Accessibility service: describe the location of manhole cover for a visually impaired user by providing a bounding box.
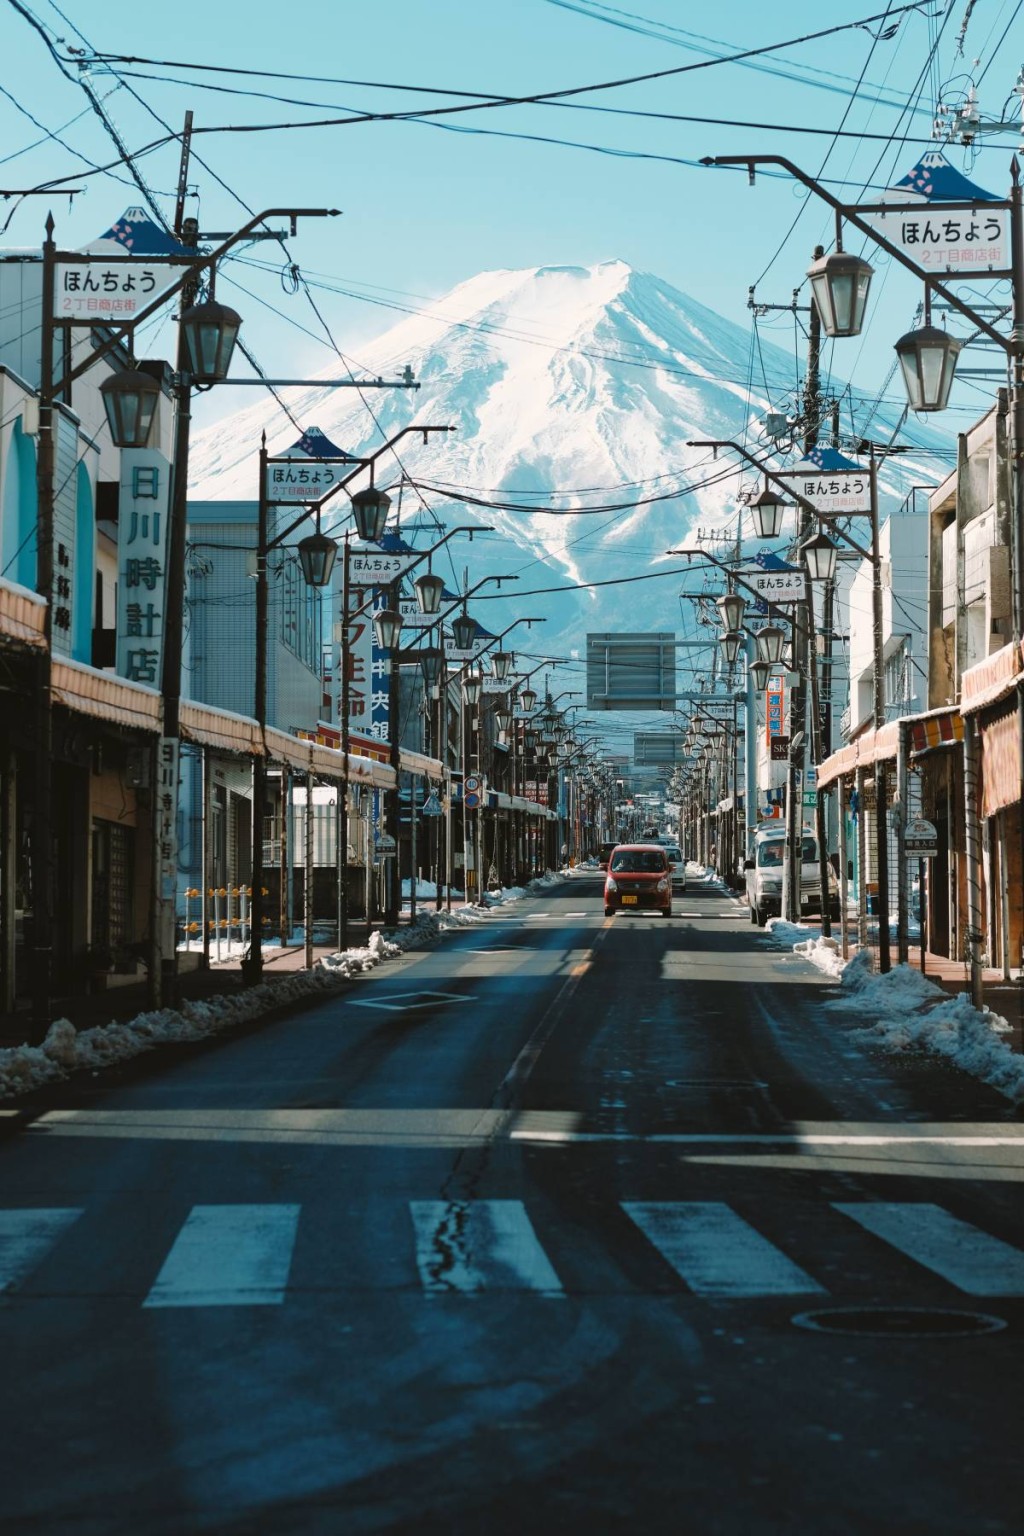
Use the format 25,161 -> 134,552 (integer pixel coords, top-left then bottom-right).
792,1306 -> 1007,1338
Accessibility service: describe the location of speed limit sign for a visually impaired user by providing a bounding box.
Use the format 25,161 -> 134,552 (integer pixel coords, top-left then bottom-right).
464,775 -> 481,793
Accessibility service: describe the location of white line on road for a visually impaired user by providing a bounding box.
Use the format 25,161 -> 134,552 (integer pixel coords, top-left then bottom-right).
410,1199 -> 563,1296
834,1202 -> 1024,1296
143,1204 -> 301,1308
0,1208 -> 82,1292
624,1201 -> 826,1298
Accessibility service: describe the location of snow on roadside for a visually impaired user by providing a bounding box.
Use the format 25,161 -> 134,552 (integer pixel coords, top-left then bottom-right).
776,932 -> 1024,1105
0,874 -> 561,1101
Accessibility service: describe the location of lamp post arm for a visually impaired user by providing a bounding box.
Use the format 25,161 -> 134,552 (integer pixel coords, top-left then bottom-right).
700,154 -> 1013,352
309,426 -> 458,518
686,438 -> 874,560
59,207 -> 342,391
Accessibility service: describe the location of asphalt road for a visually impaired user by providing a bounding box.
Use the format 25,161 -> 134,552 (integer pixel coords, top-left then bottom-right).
2,874 -> 1022,1535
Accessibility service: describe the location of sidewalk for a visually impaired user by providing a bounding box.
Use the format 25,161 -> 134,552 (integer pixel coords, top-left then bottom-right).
0,921 -> 386,1047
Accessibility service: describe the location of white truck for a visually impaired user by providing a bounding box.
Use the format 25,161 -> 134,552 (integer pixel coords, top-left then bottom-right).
744,822 -> 840,927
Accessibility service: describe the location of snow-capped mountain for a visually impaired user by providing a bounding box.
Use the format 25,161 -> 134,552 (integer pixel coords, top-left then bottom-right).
189,260 -> 950,652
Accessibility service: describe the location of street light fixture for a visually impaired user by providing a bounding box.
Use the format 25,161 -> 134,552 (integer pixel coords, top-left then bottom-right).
749,658 -> 772,691
519,687 -> 537,712
494,704 -> 513,734
373,605 -> 403,651
491,650 -> 512,681
98,368 -> 162,449
719,630 -> 743,667
351,484 -> 391,543
296,527 -> 338,588
806,247 -> 873,338
463,669 -> 483,706
716,591 -> 745,633
751,486 -> 791,540
414,570 -> 445,615
178,297 -> 243,383
452,608 -> 477,651
420,647 -> 445,687
802,531 -> 839,583
755,623 -> 786,666
894,322 -> 962,412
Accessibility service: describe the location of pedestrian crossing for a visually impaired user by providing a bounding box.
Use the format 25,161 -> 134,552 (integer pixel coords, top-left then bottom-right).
1,1199 -> 1022,1310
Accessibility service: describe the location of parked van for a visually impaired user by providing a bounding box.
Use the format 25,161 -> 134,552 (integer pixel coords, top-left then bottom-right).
744,823 -> 839,927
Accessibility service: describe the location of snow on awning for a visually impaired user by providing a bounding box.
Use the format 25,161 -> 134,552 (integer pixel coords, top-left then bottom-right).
265,726 -> 395,787
180,701 -> 263,757
0,580 -> 46,651
399,748 -> 443,779
52,658 -> 161,733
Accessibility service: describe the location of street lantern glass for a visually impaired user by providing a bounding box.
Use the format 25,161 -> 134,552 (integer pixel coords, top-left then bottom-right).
751,488 -> 790,540
296,530 -> 338,587
413,570 -> 445,614
452,610 -> 477,650
419,647 -> 445,686
373,606 -> 402,650
749,658 -> 771,691
99,368 -> 161,449
463,669 -> 483,705
519,687 -> 537,712
807,249 -> 873,338
719,630 -> 742,667
179,298 -> 242,384
755,623 -> 786,665
716,591 -> 745,633
494,705 -> 513,733
491,650 -> 512,681
351,486 -> 391,543
802,531 -> 838,582
894,324 -> 961,412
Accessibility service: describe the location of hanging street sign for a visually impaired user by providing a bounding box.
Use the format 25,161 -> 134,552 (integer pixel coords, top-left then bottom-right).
350,549 -> 421,584
859,151 -> 1008,273
740,564 -> 805,602
778,444 -> 871,516
55,208 -> 194,323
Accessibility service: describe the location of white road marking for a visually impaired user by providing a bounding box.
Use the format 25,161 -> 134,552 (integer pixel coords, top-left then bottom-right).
0,1208 -> 82,1292
835,1202 -> 1024,1296
143,1204 -> 300,1308
348,990 -> 470,1012
624,1201 -> 826,1298
410,1199 -> 563,1296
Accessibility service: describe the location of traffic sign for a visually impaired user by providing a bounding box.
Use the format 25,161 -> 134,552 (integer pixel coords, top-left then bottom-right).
421,792 -> 443,817
464,792 -> 481,810
375,833 -> 397,853
464,775 -> 481,793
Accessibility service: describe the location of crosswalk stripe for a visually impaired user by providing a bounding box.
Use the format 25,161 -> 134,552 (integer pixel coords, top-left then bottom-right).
834,1202 -> 1024,1296
0,1208 -> 82,1292
143,1204 -> 300,1308
623,1201 -> 827,1298
410,1199 -> 563,1296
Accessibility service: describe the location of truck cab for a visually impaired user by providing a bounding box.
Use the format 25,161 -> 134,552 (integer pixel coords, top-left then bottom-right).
744,824 -> 839,927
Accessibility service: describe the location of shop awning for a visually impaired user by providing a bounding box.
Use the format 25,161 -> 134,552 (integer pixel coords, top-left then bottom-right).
52,658 -> 161,732
0,579 -> 46,651
399,748 -> 443,779
980,702 -> 1021,817
815,720 -> 900,789
265,726 -> 396,788
908,705 -> 964,756
180,701 -> 263,757
960,640 -> 1024,717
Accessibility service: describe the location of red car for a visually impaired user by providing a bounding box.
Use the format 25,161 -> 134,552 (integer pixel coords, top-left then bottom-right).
604,844 -> 673,918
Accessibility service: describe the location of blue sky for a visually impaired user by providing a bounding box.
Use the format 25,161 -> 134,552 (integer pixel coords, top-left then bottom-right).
2,0 -> 1021,434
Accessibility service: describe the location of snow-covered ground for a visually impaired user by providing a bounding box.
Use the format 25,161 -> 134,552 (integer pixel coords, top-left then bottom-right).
761,915 -> 1024,1106
0,875 -> 562,1101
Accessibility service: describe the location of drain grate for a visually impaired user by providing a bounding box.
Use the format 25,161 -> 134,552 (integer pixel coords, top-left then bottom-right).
792,1306 -> 1007,1338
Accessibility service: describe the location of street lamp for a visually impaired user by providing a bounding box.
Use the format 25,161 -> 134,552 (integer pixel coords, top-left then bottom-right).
420,647 -> 445,687
719,630 -> 743,667
894,323 -> 961,412
178,297 -> 243,382
296,527 -> 338,588
414,570 -> 445,615
716,591 -> 745,633
750,659 -> 772,691
452,608 -> 477,651
98,368 -> 162,449
463,669 -> 483,706
751,486 -> 791,540
351,483 -> 391,542
519,687 -> 537,712
491,650 -> 513,681
493,704 -> 513,734
801,531 -> 839,583
372,605 -> 403,651
755,623 -> 786,666
806,247 -> 873,338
